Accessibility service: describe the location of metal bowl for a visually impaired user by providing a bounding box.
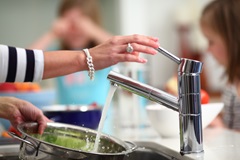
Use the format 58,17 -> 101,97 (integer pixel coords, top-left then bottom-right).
10,122 -> 137,160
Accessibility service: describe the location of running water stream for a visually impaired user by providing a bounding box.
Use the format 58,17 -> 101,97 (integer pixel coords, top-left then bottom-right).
93,83 -> 118,152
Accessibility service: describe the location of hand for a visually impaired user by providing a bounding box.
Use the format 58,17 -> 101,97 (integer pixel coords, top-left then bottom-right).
74,15 -> 110,42
65,8 -> 111,44
42,34 -> 159,79
0,97 -> 50,134
51,18 -> 70,39
87,34 -> 159,70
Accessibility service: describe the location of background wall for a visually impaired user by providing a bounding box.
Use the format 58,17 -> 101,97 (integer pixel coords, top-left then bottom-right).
116,0 -> 211,88
0,0 -> 59,47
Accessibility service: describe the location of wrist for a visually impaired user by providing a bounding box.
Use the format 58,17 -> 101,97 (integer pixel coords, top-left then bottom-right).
77,51 -> 88,71
82,49 -> 95,80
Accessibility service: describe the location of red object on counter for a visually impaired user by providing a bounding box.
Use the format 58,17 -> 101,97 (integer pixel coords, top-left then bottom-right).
0,83 -> 17,92
201,89 -> 210,104
8,126 -> 21,136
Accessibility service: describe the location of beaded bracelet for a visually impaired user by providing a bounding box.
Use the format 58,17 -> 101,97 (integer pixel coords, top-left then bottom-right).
83,49 -> 95,80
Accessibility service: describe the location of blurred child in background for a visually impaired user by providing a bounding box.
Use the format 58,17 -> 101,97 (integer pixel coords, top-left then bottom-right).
200,0 -> 240,130
30,0 -> 112,106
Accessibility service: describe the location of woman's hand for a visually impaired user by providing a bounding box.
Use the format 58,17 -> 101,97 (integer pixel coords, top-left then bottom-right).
88,34 -> 159,70
0,97 -> 50,134
43,34 -> 159,79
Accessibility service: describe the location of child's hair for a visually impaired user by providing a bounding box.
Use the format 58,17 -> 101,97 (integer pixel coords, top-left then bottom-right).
201,0 -> 240,83
58,0 -> 101,25
57,0 -> 101,50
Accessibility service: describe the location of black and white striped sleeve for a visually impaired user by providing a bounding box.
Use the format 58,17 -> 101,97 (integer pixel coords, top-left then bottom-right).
0,44 -> 44,82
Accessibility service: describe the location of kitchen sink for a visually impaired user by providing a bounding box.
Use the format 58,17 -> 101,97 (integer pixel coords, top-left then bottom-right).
124,148 -> 172,160
0,140 -> 187,160
0,156 -> 19,160
0,138 -> 20,160
0,150 -> 171,160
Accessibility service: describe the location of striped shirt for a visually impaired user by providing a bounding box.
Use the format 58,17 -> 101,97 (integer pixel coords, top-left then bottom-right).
0,44 -> 44,82
222,84 -> 240,130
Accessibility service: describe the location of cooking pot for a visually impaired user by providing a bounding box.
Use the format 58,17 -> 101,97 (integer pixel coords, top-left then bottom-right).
9,122 -> 137,160
42,105 -> 102,129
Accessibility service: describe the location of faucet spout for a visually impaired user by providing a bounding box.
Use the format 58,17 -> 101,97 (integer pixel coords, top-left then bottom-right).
107,71 -> 179,112
107,47 -> 204,155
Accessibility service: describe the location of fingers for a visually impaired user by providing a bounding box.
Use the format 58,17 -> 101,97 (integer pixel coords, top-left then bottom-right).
37,115 -> 49,135
89,34 -> 160,69
117,43 -> 158,55
114,53 -> 148,63
111,34 -> 159,49
38,124 -> 46,135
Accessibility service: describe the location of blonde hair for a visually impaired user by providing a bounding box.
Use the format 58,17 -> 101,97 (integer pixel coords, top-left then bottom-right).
201,0 -> 240,83
57,0 -> 101,49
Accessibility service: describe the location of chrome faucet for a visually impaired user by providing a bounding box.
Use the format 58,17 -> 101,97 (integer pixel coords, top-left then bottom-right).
107,47 -> 203,154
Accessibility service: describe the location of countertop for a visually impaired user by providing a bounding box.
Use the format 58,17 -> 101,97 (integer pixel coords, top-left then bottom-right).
0,95 -> 238,160
110,91 -> 236,159
0,125 -> 240,159
111,125 -> 240,160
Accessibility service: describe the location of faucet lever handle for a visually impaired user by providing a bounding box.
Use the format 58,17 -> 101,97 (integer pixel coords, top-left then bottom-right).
156,47 -> 181,64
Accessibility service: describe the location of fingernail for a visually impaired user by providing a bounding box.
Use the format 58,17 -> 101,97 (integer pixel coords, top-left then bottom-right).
140,58 -> 148,63
151,49 -> 158,55
154,37 -> 159,41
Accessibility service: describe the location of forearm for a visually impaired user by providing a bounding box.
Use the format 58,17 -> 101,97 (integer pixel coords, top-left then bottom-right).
42,50 -> 87,79
0,45 -> 44,82
0,44 -> 88,82
1,34 -> 159,82
29,31 -> 57,50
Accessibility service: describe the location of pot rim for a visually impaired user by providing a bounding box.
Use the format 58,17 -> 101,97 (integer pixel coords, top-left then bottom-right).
42,105 -> 102,112
17,122 -> 137,156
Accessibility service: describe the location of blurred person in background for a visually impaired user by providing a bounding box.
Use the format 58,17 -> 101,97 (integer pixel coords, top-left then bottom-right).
200,0 -> 240,130
30,0 -> 112,106
0,35 -> 159,133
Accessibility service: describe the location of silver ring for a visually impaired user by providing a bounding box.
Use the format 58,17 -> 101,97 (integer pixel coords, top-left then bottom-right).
126,43 -> 134,53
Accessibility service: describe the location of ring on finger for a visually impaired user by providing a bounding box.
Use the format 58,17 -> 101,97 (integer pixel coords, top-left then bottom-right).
126,43 -> 134,53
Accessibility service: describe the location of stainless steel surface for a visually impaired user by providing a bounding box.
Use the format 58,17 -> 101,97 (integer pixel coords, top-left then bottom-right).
12,122 -> 137,160
0,138 -> 20,158
178,58 -> 203,154
0,156 -> 19,160
156,47 -> 181,64
124,148 -> 171,160
8,132 -> 34,148
108,71 -> 179,112
107,47 -> 203,154
0,144 -> 19,159
132,141 -> 200,160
